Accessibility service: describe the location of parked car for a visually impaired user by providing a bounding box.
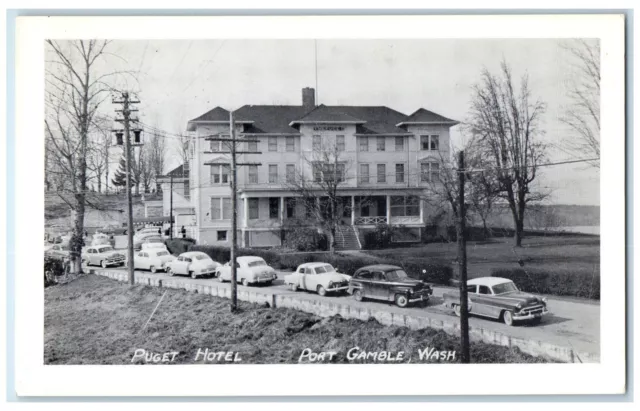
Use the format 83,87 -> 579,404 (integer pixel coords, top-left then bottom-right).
141,242 -> 168,252
132,249 -> 176,273
101,223 -> 128,235
91,233 -> 111,246
442,277 -> 549,326
45,243 -> 71,260
134,233 -> 163,251
284,262 -> 351,296
217,256 -> 277,286
348,264 -> 433,308
81,245 -> 126,268
165,251 -> 221,279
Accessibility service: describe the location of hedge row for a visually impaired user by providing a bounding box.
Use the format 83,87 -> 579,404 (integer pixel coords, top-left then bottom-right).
491,268 -> 600,300
187,244 -> 453,285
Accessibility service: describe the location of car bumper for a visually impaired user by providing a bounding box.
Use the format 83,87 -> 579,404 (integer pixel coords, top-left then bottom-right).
513,308 -> 549,321
252,276 -> 276,283
105,260 -> 125,266
327,285 -> 350,292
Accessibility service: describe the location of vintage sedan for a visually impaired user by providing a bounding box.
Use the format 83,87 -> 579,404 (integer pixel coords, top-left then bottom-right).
348,264 -> 433,308
134,233 -> 163,251
91,233 -> 112,247
132,249 -> 175,273
443,277 -> 549,326
217,256 -> 277,286
284,262 -> 351,296
141,242 -> 168,252
46,243 -> 71,260
101,223 -> 128,235
165,251 -> 221,279
82,245 -> 126,268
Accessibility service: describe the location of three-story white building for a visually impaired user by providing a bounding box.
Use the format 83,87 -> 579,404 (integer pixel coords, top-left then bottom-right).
185,87 -> 458,248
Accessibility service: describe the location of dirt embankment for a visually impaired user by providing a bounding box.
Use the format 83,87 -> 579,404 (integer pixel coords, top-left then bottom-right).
45,275 -> 551,364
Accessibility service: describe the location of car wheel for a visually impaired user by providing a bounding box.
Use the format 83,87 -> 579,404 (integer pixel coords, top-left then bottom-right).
190,271 -> 197,279
454,304 -> 461,317
289,283 -> 298,292
317,285 -> 327,296
354,289 -> 363,302
395,294 -> 409,308
502,310 -> 514,326
150,266 -> 157,274
242,278 -> 249,287
101,260 -> 107,269
167,267 -> 174,277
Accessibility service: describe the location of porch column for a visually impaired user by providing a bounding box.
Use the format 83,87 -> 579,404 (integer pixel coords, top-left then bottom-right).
243,197 -> 249,228
386,195 -> 391,224
280,196 -> 285,224
351,195 -> 356,225
419,198 -> 425,224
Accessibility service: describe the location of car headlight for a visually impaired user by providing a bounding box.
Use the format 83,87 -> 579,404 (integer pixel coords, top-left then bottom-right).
328,281 -> 334,289
542,297 -> 547,303
516,303 -> 523,310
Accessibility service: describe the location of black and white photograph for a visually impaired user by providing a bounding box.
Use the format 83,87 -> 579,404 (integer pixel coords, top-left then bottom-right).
11,13 -> 627,398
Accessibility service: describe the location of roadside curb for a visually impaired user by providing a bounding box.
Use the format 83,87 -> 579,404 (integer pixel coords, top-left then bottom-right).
91,268 -> 599,363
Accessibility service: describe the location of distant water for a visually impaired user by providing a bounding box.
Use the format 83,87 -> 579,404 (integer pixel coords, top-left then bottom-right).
545,226 -> 600,235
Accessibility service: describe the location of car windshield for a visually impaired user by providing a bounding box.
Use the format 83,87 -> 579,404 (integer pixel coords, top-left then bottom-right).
248,260 -> 266,267
156,251 -> 169,256
492,282 -> 519,294
98,247 -> 113,253
385,269 -> 409,281
315,265 -> 335,274
195,255 -> 209,260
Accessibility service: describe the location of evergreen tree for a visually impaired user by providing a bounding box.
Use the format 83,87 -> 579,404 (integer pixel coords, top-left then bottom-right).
111,156 -> 136,190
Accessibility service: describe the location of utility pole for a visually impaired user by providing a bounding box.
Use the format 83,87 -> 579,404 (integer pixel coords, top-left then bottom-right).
113,92 -> 142,286
205,110 -> 261,312
169,175 -> 174,239
457,150 -> 470,363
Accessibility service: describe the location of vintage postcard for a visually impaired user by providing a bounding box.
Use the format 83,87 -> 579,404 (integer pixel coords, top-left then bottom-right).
12,14 -> 626,397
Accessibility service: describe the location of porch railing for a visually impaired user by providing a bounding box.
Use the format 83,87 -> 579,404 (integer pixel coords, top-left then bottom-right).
355,216 -> 388,225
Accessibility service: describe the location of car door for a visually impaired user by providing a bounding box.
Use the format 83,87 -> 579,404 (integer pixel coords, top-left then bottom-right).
355,270 -> 374,298
134,251 -> 145,270
302,267 -> 319,291
473,285 -> 497,318
371,271 -> 389,300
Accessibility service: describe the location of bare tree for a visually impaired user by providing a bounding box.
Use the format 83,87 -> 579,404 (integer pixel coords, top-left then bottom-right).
561,39 -> 600,167
468,61 -> 548,247
86,127 -> 112,194
148,129 -> 167,191
284,140 -> 355,252
45,40 -> 133,273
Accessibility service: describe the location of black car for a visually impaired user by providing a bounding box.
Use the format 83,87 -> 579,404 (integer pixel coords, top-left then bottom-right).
348,264 -> 433,308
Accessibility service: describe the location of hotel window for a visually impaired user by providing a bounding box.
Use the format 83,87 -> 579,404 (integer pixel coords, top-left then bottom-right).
210,164 -> 230,184
359,137 -> 369,152
285,198 -> 296,218
377,136 -> 386,151
248,165 -> 258,184
377,164 -> 386,183
286,164 -> 296,183
286,136 -> 295,152
395,163 -> 405,183
183,180 -> 190,199
268,164 -> 278,183
421,162 -> 440,182
248,140 -> 258,152
312,135 -> 322,151
390,196 -> 420,217
268,136 -> 278,152
217,231 -> 227,242
210,197 -> 231,220
359,163 -> 370,183
336,163 -> 346,182
313,163 -> 322,182
395,136 -> 404,151
336,135 -> 345,152
269,198 -> 279,219
210,140 -> 221,152
420,135 -> 440,151
248,198 -> 259,220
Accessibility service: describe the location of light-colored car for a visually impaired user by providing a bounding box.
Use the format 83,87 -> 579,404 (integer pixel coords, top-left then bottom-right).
134,233 -> 163,251
141,242 -> 168,252
443,277 -> 549,326
91,233 -> 112,246
165,251 -> 221,279
284,262 -> 351,296
132,249 -> 175,273
82,245 -> 126,268
217,256 -> 277,286
46,243 -> 71,260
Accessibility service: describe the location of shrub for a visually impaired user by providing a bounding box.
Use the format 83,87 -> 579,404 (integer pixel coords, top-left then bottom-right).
492,268 -> 600,300
398,260 -> 454,285
283,227 -> 328,252
44,256 -> 65,287
363,223 -> 394,249
165,238 -> 195,255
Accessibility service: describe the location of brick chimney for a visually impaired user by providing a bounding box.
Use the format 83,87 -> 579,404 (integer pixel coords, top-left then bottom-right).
302,87 -> 315,110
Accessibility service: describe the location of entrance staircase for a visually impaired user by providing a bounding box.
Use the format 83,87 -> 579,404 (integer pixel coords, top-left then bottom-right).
335,225 -> 361,250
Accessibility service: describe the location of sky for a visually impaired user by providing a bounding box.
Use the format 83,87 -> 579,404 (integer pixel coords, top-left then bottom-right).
55,39 -> 600,206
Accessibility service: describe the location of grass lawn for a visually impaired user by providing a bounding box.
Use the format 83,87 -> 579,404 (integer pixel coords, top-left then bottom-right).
363,235 -> 599,279
44,275 -> 551,364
